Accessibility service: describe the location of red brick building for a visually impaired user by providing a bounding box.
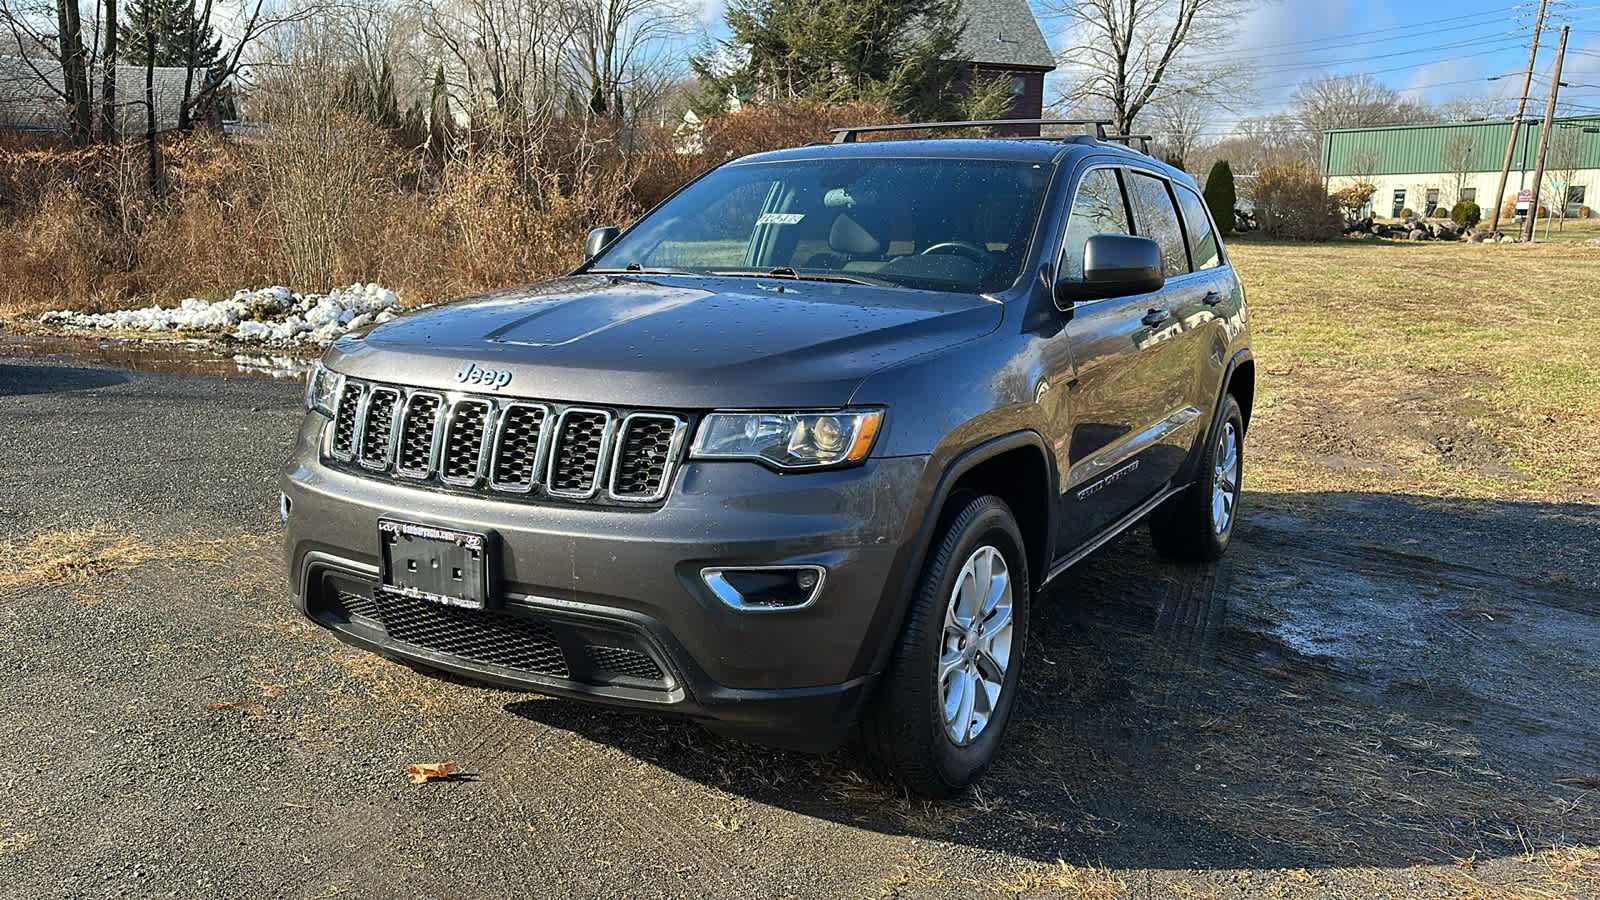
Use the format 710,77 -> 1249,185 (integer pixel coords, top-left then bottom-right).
954,0 -> 1057,134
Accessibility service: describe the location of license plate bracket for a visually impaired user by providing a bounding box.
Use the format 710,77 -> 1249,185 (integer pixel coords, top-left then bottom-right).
378,519 -> 494,610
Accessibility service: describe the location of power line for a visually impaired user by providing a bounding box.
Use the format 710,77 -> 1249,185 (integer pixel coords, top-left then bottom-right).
1249,36 -> 1527,76
1180,13 -> 1515,64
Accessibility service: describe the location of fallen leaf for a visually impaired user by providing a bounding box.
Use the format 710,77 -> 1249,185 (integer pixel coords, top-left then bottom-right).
407,762 -> 456,784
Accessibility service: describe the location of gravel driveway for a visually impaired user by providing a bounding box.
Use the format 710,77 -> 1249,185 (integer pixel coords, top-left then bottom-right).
2,352 -> 1597,898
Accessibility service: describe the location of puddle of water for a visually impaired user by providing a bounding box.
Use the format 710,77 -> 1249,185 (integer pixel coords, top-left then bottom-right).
0,334 -> 314,381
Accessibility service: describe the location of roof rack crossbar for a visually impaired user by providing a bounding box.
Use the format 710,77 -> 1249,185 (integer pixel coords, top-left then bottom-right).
1102,133 -> 1154,155
831,118 -> 1112,144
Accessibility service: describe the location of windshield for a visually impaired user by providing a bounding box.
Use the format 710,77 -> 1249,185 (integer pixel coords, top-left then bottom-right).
591,157 -> 1052,294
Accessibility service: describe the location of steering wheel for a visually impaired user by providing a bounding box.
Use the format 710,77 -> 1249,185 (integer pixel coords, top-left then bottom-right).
919,241 -> 991,266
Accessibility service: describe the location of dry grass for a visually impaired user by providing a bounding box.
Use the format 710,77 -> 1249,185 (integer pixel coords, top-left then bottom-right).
0,101 -> 898,323
1229,238 -> 1600,504
0,527 -> 229,590
988,860 -> 1128,898
0,828 -> 38,856
1434,845 -> 1600,899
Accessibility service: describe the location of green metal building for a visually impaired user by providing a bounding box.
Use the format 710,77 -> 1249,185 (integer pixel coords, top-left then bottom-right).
1321,115 -> 1600,219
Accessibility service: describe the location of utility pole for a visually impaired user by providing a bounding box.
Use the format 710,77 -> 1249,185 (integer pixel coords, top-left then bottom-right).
1488,0 -> 1549,236
1524,25 -> 1569,243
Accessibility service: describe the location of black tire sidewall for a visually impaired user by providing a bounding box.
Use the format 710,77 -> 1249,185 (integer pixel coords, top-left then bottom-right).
912,498 -> 1030,789
1203,396 -> 1245,555
1151,393 -> 1245,562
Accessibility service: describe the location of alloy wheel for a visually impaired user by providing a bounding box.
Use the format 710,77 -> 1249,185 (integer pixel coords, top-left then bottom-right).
938,545 -> 1015,746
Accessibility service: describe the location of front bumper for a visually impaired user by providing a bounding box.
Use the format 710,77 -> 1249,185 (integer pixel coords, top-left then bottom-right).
282,413 -> 929,748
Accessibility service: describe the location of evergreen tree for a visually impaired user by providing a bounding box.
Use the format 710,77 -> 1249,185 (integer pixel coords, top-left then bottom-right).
1204,160 -> 1237,235
119,0 -> 222,71
694,0 -> 980,120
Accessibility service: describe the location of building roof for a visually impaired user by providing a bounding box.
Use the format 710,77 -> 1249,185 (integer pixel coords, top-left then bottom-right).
0,55 -> 193,134
955,0 -> 1056,70
1322,115 -> 1600,177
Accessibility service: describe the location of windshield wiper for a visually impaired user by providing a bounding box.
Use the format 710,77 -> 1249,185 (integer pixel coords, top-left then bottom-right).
589,264 -> 695,275
708,268 -> 893,287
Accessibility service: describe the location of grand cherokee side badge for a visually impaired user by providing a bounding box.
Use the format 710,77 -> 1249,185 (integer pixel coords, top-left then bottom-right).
456,362 -> 512,390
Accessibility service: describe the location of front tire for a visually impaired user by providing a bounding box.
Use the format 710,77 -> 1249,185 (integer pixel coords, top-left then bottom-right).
1151,394 -> 1244,561
858,495 -> 1030,798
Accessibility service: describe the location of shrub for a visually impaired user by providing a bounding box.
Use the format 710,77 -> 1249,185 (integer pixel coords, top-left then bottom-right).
1580,205 -> 1593,219
1500,195 -> 1517,221
1252,164 -> 1342,241
1332,182 -> 1375,224
1450,200 -> 1481,229
1203,160 -> 1236,234
1399,207 -> 1414,219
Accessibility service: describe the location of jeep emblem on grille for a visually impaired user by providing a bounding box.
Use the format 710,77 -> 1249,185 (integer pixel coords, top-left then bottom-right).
456,363 -> 512,390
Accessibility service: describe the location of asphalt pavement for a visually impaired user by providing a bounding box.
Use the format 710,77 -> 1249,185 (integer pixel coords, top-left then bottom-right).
2,352 -> 1597,899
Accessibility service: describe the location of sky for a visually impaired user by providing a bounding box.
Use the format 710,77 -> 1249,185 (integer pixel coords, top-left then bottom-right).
687,0 -> 1600,133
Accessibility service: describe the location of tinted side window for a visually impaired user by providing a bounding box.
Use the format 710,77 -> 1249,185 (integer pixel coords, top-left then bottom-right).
1059,168 -> 1131,280
1174,185 -> 1221,271
1125,172 -> 1190,277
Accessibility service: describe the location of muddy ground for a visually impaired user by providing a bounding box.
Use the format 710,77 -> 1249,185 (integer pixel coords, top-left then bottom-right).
1,354 -> 1597,899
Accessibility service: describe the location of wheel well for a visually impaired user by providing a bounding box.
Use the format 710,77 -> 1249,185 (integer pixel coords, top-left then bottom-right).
1228,359 -> 1255,433
943,446 -> 1050,589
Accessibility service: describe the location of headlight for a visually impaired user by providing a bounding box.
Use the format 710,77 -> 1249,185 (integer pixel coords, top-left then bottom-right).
305,362 -> 342,416
690,409 -> 884,469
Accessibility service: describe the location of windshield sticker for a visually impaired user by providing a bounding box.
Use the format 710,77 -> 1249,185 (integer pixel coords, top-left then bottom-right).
757,213 -> 806,226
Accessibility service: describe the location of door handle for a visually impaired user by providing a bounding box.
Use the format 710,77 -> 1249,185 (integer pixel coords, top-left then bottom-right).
1141,308 -> 1171,327
1202,291 -> 1225,306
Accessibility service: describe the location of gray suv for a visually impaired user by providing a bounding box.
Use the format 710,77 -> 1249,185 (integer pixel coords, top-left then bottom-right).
283,120 -> 1254,797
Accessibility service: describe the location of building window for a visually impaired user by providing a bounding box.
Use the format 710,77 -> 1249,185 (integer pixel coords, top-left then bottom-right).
1461,187 -> 1476,203
1392,189 -> 1406,218
1425,188 -> 1440,216
1008,75 -> 1026,97
1567,185 -> 1587,217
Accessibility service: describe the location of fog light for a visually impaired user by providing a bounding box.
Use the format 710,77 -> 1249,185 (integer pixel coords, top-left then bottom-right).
701,565 -> 826,612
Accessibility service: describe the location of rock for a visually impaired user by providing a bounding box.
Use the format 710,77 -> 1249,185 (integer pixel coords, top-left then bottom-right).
1409,229 -> 1428,241
1469,232 -> 1490,243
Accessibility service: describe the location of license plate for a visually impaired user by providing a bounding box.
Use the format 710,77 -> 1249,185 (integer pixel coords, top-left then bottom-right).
378,519 -> 493,610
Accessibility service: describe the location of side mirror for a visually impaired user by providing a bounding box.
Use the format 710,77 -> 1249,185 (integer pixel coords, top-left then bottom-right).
1056,233 -> 1165,303
585,226 -> 621,260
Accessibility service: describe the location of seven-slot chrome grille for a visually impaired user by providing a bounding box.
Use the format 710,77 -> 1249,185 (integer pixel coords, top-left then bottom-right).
324,377 -> 688,505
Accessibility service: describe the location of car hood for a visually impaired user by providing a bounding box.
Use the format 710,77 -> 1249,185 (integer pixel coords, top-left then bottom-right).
327,275 -> 1003,409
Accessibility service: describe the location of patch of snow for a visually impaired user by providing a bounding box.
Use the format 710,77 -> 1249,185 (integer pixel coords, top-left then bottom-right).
39,283 -> 401,347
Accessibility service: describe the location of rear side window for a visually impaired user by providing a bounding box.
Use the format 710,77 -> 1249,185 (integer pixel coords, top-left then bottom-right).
1174,185 -> 1222,271
1059,168 -> 1132,280
1125,172 -> 1190,278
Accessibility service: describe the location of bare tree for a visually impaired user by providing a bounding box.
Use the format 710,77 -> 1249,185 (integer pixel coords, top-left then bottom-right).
1440,133 -> 1475,207
417,0 -> 573,135
1045,0 -> 1254,134
1544,126 -> 1582,228
1346,146 -> 1381,186
0,0 -> 93,143
1146,88 -> 1212,168
568,0 -> 691,119
99,0 -> 116,138
1290,73 -> 1432,164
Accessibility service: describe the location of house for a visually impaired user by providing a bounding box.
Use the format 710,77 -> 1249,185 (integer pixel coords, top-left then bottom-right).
1322,116 -> 1600,220
680,0 -> 1056,148
0,55 -> 196,136
954,0 -> 1057,134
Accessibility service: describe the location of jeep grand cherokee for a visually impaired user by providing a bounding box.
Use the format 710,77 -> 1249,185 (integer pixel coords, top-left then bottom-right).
282,120 -> 1254,797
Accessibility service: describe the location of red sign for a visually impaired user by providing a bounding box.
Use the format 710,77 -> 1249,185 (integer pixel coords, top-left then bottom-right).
1518,190 -> 1534,202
